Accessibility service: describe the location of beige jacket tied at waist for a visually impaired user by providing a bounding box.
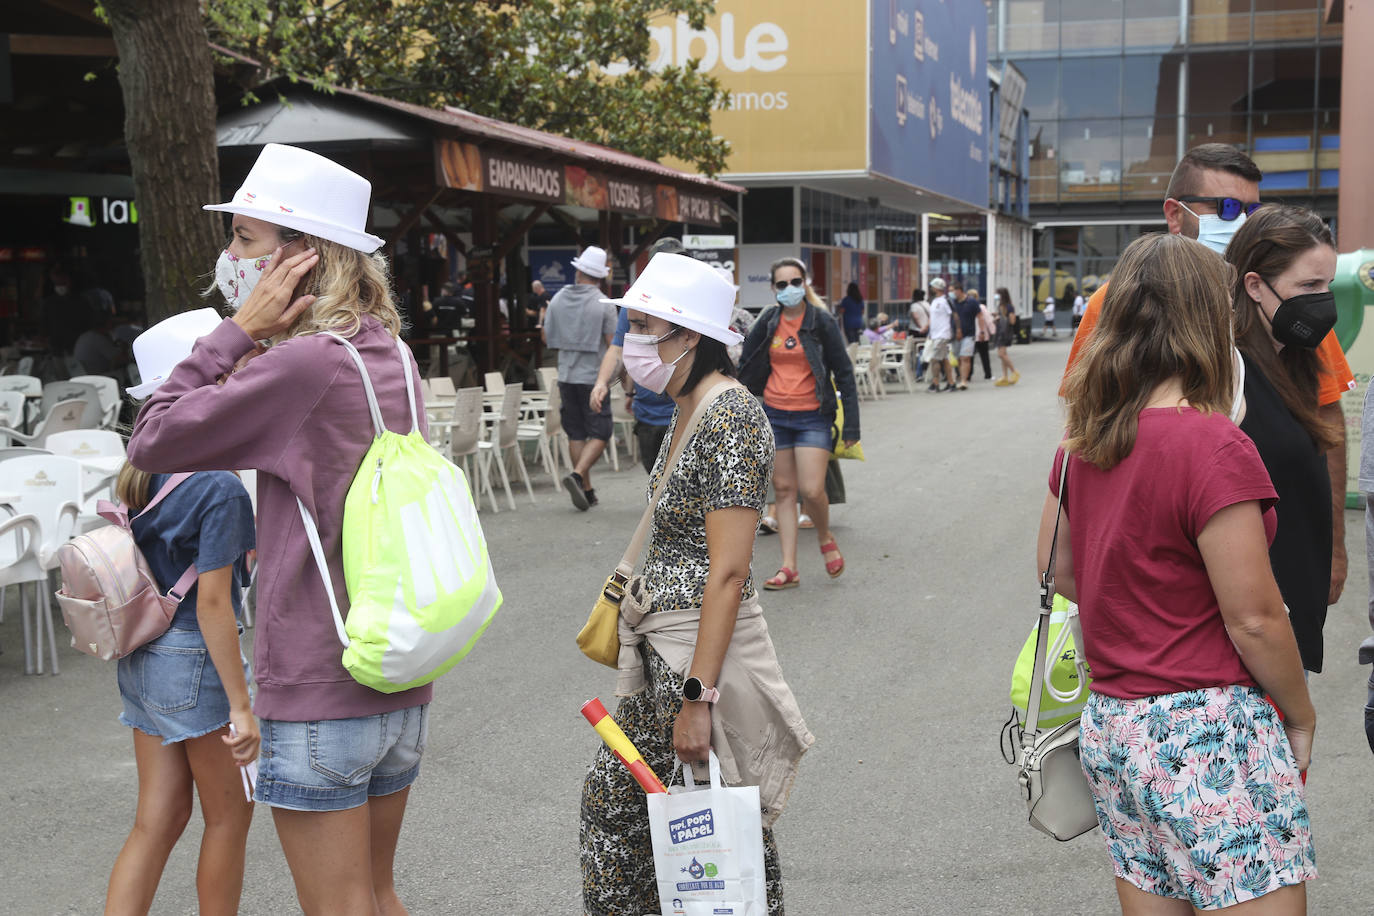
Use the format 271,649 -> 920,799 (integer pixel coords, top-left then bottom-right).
616,576 -> 815,828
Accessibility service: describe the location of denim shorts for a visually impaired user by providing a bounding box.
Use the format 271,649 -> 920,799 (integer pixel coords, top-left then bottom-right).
764,404 -> 833,451
118,625 -> 250,745
955,337 -> 975,358
1080,686 -> 1316,909
255,704 -> 429,812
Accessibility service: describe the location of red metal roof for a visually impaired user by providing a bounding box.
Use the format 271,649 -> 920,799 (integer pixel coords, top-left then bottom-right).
328,85 -> 743,195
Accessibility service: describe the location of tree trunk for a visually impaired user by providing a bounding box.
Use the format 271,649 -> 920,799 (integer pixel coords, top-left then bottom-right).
103,0 -> 222,324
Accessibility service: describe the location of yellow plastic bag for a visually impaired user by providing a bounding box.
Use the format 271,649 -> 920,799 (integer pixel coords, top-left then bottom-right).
829,386 -> 865,460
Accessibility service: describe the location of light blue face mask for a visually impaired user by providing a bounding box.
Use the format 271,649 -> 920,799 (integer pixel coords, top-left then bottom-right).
776,284 -> 806,307
1181,203 -> 1246,256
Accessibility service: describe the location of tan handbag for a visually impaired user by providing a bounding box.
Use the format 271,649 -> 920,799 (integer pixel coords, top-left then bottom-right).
1015,455 -> 1099,841
577,380 -> 737,667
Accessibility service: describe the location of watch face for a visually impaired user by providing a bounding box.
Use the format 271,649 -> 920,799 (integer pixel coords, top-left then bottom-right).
683,678 -> 702,701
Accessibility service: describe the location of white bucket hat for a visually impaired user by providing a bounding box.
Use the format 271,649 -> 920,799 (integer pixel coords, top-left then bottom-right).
204,143 -> 384,253
127,308 -> 224,399
570,246 -> 610,279
603,253 -> 742,346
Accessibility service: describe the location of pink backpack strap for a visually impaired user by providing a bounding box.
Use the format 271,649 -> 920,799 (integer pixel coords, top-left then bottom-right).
166,562 -> 200,603
133,472 -> 194,520
131,472 -> 199,603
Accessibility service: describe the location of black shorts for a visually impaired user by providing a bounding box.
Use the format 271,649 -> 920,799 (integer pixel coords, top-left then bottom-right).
558,381 -> 612,442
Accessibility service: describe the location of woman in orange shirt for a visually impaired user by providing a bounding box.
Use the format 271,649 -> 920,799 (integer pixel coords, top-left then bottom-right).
738,257 -> 861,589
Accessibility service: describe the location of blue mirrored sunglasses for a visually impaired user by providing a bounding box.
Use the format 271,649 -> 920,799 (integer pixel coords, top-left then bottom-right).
1179,196 -> 1262,222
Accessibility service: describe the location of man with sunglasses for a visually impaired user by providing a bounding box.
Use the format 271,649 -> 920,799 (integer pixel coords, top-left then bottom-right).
1064,142 -> 1355,606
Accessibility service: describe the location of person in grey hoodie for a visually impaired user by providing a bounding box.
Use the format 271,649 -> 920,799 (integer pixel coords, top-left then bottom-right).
542,245 -> 618,509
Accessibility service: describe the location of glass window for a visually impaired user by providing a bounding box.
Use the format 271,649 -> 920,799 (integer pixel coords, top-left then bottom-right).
1123,116 -> 1178,199
1251,48 -> 1317,113
1060,57 -> 1121,119
1123,54 -> 1180,117
1014,58 -> 1060,120
1006,0 -> 1061,54
1081,258 -> 1118,292
1185,114 -> 1247,153
1124,0 -> 1180,48
1059,119 -> 1124,201
1054,227 -> 1079,258
743,187 -> 794,245
1317,47 -> 1340,109
1187,50 -> 1249,115
1317,109 -> 1339,189
1029,120 -> 1059,203
1080,225 -> 1119,258
1060,0 -> 1122,51
1190,3 -> 1250,45
1255,0 -> 1320,42
1253,110 -> 1315,195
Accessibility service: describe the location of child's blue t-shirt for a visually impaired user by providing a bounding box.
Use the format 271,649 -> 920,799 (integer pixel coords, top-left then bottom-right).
130,471 -> 256,630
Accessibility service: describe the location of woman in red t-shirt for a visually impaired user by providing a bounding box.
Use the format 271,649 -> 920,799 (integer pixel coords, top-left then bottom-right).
1039,233 -> 1316,914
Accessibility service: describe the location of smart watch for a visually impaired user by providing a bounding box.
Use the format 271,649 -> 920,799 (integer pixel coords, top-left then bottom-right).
682,677 -> 719,703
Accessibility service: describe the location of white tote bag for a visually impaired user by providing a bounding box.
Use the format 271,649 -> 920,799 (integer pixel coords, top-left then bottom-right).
647,751 -> 768,916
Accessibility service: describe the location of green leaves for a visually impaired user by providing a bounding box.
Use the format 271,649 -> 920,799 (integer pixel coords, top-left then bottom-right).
206,0 -> 731,175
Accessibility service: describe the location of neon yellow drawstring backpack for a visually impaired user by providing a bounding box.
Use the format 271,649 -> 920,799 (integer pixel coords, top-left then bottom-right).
298,333 -> 501,693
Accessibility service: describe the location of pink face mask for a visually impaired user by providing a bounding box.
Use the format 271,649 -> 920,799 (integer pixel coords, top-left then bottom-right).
622,330 -> 691,394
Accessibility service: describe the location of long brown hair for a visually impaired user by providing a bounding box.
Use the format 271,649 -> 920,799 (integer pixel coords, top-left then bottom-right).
1063,233 -> 1235,469
1227,204 -> 1339,451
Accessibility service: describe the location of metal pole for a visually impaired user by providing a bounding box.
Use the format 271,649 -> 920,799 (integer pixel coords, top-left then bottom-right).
921,212 -> 930,289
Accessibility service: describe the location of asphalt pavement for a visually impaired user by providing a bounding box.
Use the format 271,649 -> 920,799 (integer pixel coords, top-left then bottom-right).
4,336 -> 1372,915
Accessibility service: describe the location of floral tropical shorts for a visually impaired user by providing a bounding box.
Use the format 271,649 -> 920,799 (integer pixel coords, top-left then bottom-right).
1079,685 -> 1316,910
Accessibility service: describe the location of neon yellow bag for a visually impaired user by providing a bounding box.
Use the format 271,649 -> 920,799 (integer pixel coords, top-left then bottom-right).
299,334 -> 501,693
1009,594 -> 1091,729
829,384 -> 865,460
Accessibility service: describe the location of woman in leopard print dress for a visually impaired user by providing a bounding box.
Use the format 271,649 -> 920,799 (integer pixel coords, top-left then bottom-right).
580,255 -> 812,916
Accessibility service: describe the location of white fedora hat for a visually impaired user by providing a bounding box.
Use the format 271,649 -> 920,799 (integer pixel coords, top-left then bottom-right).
204,143 -> 384,253
127,308 -> 225,399
570,246 -> 610,279
603,253 -> 742,346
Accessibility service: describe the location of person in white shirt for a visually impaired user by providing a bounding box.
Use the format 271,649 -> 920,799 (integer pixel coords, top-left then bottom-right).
925,278 -> 956,391
908,288 -> 930,382
1042,295 -> 1057,338
1072,288 -> 1088,332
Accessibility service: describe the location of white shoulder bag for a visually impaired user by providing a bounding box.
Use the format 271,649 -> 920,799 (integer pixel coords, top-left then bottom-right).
1016,454 -> 1100,841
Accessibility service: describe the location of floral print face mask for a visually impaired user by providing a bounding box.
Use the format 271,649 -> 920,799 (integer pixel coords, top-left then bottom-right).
214,248 -> 271,311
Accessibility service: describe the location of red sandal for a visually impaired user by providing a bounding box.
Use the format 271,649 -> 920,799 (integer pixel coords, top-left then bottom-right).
763,567 -> 800,590
819,538 -> 845,578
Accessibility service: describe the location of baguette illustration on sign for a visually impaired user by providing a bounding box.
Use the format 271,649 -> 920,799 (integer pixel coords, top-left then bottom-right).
438,139 -> 484,192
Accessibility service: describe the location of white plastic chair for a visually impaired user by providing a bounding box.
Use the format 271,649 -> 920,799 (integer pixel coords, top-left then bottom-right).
16,356 -> 33,376
45,429 -> 127,529
0,390 -> 24,437
0,375 -> 41,428
850,343 -> 874,400
479,383 -> 535,509
68,375 -> 122,428
536,366 -> 558,393
880,338 -> 916,394
0,398 -> 100,448
0,455 -> 83,674
608,390 -> 636,470
517,381 -> 565,479
484,371 -> 505,396
429,376 -> 456,401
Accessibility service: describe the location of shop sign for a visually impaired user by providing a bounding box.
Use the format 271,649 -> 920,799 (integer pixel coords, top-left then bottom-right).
932,232 -> 984,244
685,234 -> 735,249
642,3 -> 869,175
64,196 -> 138,227
436,139 -> 566,203
656,187 -> 721,226
869,0 -> 988,209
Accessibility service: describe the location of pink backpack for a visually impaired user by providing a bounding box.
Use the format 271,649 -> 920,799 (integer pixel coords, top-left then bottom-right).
55,473 -> 198,660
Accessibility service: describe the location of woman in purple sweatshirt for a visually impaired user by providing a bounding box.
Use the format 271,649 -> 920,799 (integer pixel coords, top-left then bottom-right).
128,144 -> 428,916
